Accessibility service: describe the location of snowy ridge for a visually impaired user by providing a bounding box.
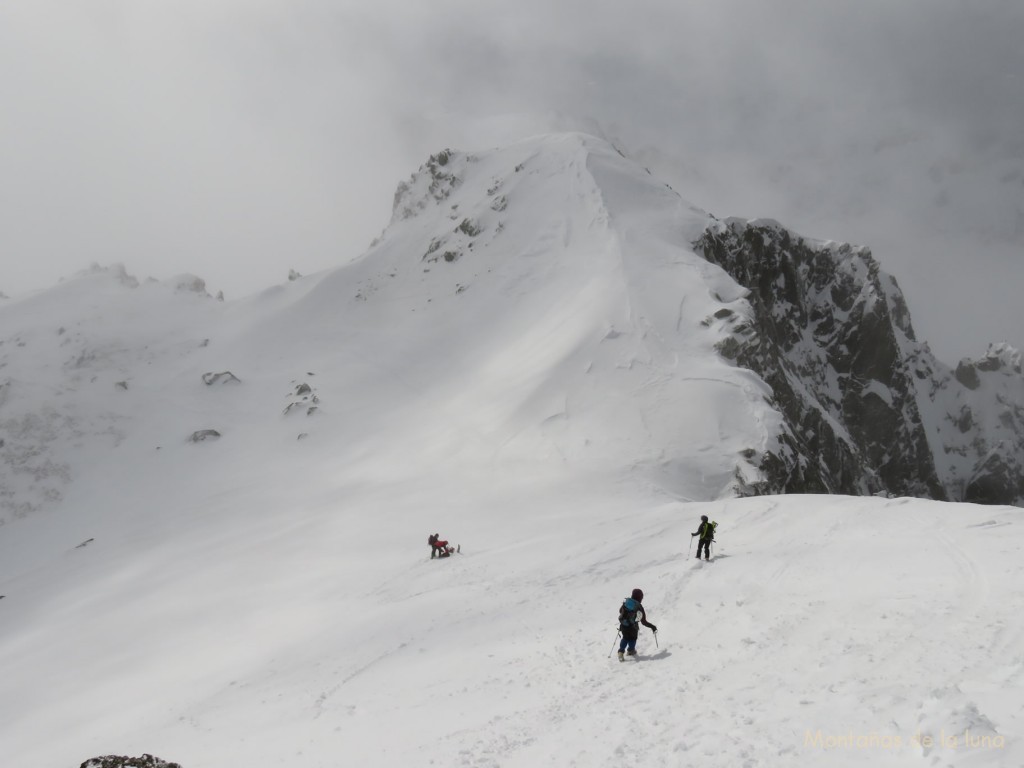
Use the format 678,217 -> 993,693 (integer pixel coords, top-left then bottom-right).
257,133 -> 780,495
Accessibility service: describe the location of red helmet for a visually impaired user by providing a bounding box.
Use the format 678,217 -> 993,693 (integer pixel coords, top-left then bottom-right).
631,588 -> 644,601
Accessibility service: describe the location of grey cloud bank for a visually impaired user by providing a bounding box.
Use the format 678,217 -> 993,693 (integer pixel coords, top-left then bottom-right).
2,0 -> 1023,361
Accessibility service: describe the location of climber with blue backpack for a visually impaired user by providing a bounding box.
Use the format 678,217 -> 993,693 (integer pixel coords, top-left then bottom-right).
617,588 -> 657,661
691,515 -> 716,561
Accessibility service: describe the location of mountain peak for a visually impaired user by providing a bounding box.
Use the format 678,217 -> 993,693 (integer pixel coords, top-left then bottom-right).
4,132 -> 1024,524
294,132 -> 771,498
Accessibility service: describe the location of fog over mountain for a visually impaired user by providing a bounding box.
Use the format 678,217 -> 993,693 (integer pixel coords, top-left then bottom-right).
2,0 -> 1024,363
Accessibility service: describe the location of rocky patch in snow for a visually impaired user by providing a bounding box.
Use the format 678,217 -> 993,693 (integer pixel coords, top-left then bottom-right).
283,376 -> 319,418
80,755 -> 182,768
201,371 -> 241,386
187,429 -> 221,443
0,390 -> 74,525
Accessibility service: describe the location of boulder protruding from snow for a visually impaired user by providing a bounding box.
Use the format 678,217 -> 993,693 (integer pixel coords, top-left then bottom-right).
284,379 -> 320,416
188,429 -> 221,443
201,371 -> 241,386
80,755 -> 182,768
955,360 -> 982,390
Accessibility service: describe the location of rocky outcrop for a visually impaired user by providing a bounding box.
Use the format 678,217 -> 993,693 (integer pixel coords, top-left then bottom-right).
392,149 -> 461,222
201,371 -> 241,386
696,218 -> 1024,505
188,429 -> 221,443
283,378 -> 319,417
937,344 -> 1024,505
80,755 -> 181,768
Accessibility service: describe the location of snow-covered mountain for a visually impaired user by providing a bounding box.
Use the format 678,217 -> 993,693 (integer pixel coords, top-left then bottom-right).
0,133 -> 788,530
6,133 -> 1021,529
4,132 -> 1023,527
1,133 -> 1023,767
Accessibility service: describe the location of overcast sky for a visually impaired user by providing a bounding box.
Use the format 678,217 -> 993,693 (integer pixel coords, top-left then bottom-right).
2,0 -> 1022,361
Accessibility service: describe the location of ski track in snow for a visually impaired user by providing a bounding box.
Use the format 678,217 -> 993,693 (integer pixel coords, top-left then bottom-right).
287,497 -> 1023,768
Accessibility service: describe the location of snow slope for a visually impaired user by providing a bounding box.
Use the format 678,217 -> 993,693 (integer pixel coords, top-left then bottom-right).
3,489 -> 1022,767
1,134 -> 1022,767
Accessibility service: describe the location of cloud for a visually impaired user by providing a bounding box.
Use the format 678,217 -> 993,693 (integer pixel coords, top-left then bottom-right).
2,0 -> 1022,360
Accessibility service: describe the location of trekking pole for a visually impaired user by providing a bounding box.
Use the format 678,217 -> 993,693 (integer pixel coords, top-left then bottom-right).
653,630 -> 659,649
688,537 -> 693,557
608,630 -> 621,658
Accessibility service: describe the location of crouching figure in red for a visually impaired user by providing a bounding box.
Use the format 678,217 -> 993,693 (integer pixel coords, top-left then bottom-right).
428,533 -> 459,559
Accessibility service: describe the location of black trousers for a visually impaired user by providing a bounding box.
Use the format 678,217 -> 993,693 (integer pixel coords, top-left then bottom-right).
619,623 -> 639,652
697,538 -> 711,559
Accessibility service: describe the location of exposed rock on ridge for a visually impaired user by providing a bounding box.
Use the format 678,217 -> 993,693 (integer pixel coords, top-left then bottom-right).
80,755 -> 182,768
696,218 -> 1024,505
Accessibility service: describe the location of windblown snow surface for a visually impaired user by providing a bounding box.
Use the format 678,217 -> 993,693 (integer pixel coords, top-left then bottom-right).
0,134 -> 1021,767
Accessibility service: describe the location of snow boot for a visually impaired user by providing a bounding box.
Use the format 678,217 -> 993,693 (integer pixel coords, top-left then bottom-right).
626,649 -> 638,657
617,651 -> 625,662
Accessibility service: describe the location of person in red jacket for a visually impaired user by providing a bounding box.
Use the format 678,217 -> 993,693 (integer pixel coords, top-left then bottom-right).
428,533 -> 459,559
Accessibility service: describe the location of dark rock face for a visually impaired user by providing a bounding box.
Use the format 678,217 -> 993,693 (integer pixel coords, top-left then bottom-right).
955,361 -> 982,390
80,755 -> 182,768
392,150 -> 461,221
201,371 -> 241,386
187,429 -> 221,443
695,218 -> 1024,505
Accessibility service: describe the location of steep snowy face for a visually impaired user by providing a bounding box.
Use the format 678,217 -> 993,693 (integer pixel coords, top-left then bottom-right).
286,133 -> 783,498
695,218 -> 1024,505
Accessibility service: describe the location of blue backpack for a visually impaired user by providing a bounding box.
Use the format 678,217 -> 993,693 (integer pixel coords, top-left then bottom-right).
619,597 -> 641,627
